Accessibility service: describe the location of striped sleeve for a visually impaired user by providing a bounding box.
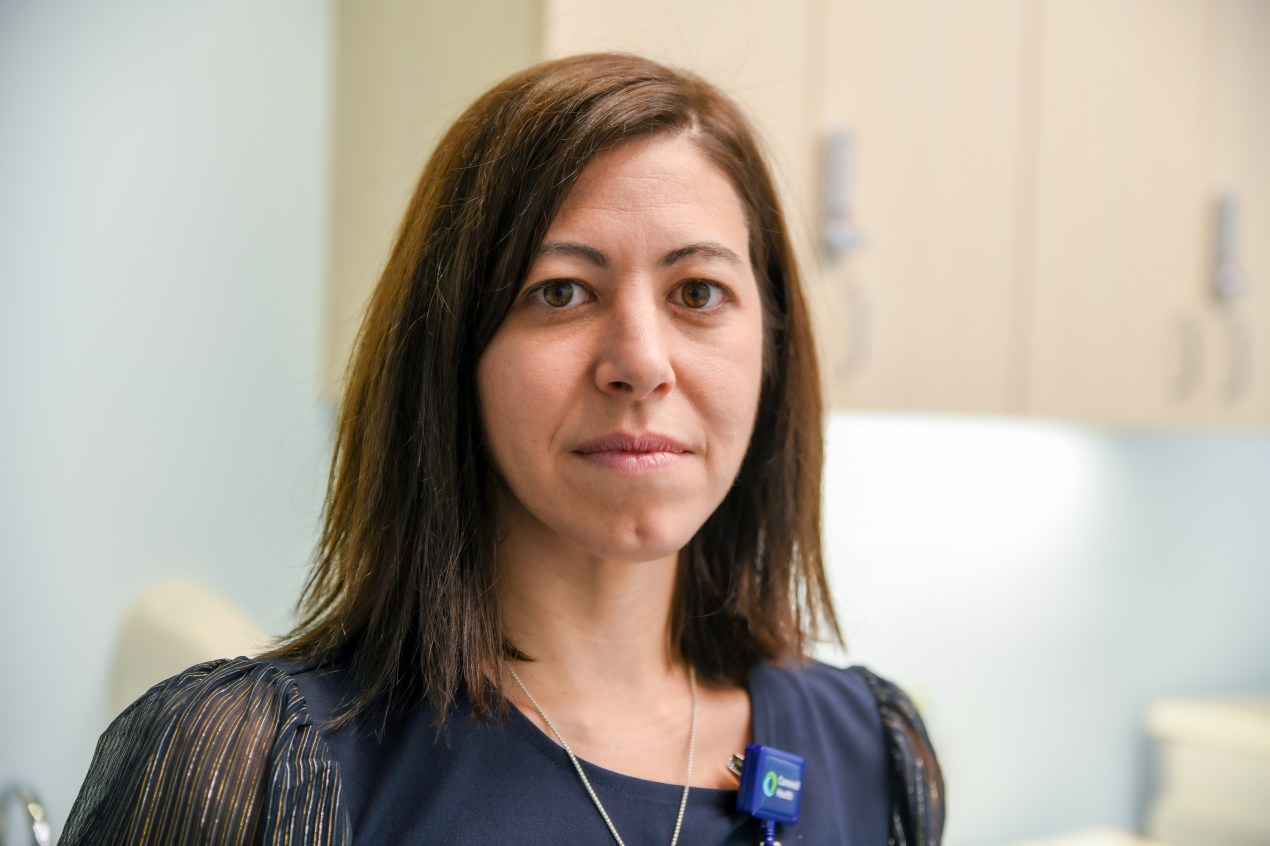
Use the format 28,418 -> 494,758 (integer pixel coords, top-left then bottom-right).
857,668 -> 946,846
61,658 -> 351,846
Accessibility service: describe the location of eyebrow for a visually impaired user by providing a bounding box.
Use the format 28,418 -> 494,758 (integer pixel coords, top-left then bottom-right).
659,242 -> 744,267
536,241 -> 609,268
535,240 -> 743,268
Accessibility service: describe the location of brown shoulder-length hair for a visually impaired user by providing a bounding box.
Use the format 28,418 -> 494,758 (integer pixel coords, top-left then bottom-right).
271,52 -> 840,724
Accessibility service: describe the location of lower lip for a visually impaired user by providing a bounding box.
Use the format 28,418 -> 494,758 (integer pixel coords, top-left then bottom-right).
574,450 -> 688,473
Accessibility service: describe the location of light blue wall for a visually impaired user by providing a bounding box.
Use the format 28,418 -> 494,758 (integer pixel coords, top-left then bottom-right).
821,414 -> 1270,846
0,0 -> 334,833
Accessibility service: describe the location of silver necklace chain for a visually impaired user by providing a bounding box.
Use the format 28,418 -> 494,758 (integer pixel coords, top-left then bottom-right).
506,665 -> 698,846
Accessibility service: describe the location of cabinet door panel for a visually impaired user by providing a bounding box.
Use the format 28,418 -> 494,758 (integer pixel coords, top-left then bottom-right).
1201,0 -> 1270,426
817,0 -> 1030,413
1026,0 -> 1210,426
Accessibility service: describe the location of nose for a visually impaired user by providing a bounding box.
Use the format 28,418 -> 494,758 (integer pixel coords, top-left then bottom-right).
594,294 -> 675,400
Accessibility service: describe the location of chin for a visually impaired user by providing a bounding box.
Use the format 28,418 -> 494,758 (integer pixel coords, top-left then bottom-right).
570,514 -> 702,564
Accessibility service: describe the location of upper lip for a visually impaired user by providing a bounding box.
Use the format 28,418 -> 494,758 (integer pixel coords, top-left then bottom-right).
573,433 -> 690,454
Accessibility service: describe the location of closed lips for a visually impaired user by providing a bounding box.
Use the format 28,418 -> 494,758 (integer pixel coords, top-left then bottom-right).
573,434 -> 690,455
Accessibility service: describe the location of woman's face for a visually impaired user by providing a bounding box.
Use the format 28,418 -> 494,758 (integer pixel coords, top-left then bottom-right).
477,133 -> 765,563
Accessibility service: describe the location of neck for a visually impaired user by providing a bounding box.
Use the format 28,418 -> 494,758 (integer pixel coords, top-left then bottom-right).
491,499 -> 753,791
496,522 -> 682,696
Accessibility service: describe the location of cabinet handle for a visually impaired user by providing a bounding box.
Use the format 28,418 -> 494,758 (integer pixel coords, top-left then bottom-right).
1223,309 -> 1255,403
822,127 -> 870,382
1173,313 -> 1203,402
837,275 -> 870,382
822,128 -> 863,258
1214,194 -> 1247,303
1212,195 -> 1254,404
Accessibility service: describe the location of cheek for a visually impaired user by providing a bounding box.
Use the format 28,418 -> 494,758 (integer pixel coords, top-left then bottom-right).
695,333 -> 765,449
477,332 -> 577,457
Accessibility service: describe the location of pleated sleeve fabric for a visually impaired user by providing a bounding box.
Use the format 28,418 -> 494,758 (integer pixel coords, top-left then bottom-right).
858,667 -> 946,846
61,658 -> 350,846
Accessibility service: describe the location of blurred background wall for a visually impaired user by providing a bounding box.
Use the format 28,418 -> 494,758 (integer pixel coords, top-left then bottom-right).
0,0 -> 335,834
821,416 -> 1270,844
1,2 -> 1267,845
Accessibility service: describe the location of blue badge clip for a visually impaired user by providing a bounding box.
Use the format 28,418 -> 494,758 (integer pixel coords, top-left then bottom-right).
734,744 -> 804,843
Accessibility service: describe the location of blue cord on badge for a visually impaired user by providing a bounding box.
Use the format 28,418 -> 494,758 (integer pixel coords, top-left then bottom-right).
734,744 -> 805,845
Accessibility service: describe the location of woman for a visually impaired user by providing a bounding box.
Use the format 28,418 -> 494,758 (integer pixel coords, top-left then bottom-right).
63,53 -> 943,845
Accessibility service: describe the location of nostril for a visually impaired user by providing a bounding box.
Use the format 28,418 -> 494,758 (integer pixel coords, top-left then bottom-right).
594,333 -> 675,398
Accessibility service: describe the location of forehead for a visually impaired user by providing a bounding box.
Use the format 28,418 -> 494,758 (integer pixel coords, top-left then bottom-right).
546,133 -> 750,241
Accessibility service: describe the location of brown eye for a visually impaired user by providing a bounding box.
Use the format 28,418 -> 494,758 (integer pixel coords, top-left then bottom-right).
679,280 -> 720,309
540,281 -> 579,308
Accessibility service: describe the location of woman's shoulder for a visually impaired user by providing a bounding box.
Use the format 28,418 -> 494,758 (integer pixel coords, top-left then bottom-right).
843,664 -> 946,845
119,655 -> 307,717
752,659 -> 935,743
750,658 -> 900,740
62,656 -> 350,846
752,659 -> 946,846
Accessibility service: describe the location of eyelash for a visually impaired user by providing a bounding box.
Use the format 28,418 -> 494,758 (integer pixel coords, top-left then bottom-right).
525,279 -> 733,310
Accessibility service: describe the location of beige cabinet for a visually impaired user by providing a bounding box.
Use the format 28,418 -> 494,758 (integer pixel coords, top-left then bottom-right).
819,0 -> 1269,427
1024,0 -> 1213,426
816,0 -> 1031,414
327,0 -> 1270,428
1022,0 -> 1270,428
1200,0 -> 1270,426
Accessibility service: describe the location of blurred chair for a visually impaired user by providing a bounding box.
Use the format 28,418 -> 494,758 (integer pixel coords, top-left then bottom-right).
109,580 -> 269,714
1146,695 -> 1270,846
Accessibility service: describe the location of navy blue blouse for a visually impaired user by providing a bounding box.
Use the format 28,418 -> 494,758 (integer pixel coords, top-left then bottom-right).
62,657 -> 943,845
